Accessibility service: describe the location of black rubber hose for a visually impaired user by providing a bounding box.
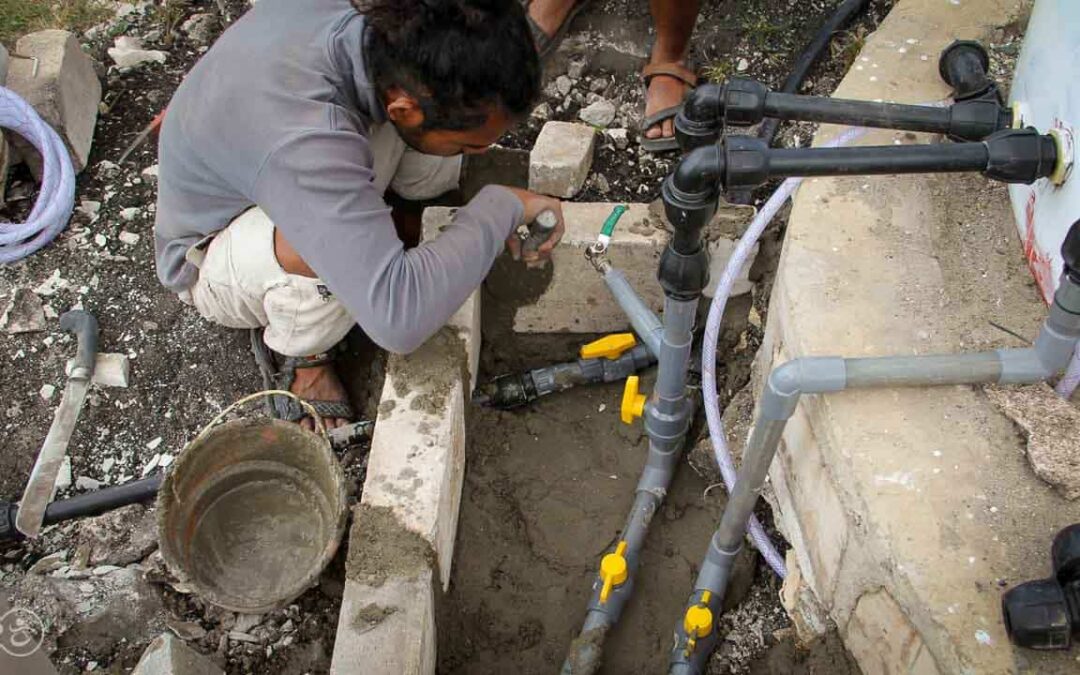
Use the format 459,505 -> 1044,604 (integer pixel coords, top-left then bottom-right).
730,0 -> 870,204
0,473 -> 163,542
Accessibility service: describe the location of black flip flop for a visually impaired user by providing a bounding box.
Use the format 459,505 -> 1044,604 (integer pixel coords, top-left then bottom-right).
639,62 -> 700,153
523,0 -> 591,60
249,329 -> 355,423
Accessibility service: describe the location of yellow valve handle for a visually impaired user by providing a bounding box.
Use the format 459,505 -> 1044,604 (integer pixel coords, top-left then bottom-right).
683,590 -> 714,639
598,541 -> 629,604
580,333 -> 636,360
621,376 -> 646,424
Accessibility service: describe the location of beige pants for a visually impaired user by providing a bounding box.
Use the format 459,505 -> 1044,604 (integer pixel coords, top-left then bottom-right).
181,123 -> 461,357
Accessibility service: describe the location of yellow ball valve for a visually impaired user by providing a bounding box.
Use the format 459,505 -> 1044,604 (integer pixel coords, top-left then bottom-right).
683,591 -> 714,655
580,333 -> 637,360
621,376 -> 646,424
599,541 -> 629,604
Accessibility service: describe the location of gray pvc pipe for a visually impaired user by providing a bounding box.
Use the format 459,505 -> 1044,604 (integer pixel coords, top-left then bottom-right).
564,294 -> 699,674
672,273 -> 1080,674
602,267 -> 664,356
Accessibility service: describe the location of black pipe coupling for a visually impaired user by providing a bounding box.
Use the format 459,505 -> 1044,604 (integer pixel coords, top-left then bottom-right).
982,128 -> 1059,184
660,145 -> 718,298
1003,524 -> 1080,650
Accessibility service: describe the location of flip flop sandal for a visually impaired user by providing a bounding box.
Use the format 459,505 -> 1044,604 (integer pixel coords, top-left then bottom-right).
249,329 -> 356,424
639,62 -> 700,153
522,0 -> 591,60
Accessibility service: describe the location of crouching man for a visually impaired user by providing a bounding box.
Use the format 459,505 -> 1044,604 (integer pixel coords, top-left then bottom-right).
154,0 -> 563,429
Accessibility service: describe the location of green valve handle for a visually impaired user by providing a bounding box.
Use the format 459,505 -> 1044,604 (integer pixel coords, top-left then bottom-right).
600,205 -> 628,238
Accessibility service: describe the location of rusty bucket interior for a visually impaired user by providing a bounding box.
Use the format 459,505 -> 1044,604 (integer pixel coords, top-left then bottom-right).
157,415 -> 347,613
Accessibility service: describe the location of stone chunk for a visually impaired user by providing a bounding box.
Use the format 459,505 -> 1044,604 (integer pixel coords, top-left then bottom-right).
132,633 -> 224,675
7,30 -> 102,173
529,121 -> 595,198
986,383 -> 1080,500
1,287 -> 47,333
578,99 -> 616,128
66,352 -> 131,388
108,36 -> 168,69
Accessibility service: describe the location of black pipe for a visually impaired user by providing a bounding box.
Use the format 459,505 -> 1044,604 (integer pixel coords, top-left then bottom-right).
939,40 -> 996,101
0,474 -> 163,542
710,128 -> 1056,192
756,0 -> 871,147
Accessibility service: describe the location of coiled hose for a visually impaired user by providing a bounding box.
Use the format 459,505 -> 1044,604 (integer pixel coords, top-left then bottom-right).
0,86 -> 76,263
701,125 -> 870,578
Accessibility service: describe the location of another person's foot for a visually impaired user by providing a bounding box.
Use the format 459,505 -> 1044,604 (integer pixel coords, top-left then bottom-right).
291,363 -> 351,431
641,60 -> 698,151
524,0 -> 587,59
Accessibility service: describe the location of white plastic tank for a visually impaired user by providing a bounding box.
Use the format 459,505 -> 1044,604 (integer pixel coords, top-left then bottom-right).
1008,0 -> 1079,303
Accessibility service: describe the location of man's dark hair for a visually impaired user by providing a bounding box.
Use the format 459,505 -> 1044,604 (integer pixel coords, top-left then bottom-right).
358,0 -> 541,130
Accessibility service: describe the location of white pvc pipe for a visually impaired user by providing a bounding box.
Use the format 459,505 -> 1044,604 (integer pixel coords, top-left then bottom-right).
701,126 -> 870,578
0,86 -> 76,263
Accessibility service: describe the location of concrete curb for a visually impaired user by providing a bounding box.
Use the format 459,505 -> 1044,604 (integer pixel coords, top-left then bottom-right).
761,1 -> 1080,673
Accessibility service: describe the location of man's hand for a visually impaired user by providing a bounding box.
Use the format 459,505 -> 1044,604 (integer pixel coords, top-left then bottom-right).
501,187 -> 565,263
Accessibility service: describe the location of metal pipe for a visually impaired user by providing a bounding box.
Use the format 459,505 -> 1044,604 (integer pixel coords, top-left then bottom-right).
671,250 -> 1080,672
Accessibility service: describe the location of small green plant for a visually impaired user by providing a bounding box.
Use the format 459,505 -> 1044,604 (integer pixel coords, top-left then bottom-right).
703,62 -> 731,84
151,0 -> 191,45
0,0 -> 110,47
830,26 -> 868,72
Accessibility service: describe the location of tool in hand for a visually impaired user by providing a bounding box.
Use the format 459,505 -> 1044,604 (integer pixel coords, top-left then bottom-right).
472,333 -> 655,409
521,208 -> 559,264
117,108 -> 167,164
16,310 -> 99,538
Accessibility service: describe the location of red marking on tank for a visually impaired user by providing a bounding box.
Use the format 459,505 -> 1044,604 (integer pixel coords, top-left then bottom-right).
1021,191 -> 1053,305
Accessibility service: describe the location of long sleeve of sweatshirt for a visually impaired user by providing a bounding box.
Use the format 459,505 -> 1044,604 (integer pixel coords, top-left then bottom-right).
252,129 -> 523,354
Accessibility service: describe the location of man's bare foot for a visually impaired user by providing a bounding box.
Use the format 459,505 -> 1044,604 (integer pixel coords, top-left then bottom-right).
291,364 -> 351,431
527,0 -> 577,38
644,63 -> 693,141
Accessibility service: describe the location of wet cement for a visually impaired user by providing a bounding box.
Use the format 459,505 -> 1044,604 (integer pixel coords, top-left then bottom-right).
345,503 -> 436,586
437,369 -> 732,674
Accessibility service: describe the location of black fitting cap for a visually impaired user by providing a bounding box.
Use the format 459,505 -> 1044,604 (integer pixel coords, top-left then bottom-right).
983,128 -> 1058,184
1003,579 -> 1074,650
939,40 -> 994,100
658,246 -> 710,300
1061,221 -> 1080,285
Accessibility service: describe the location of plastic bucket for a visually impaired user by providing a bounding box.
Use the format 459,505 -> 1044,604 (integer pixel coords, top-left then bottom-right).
157,391 -> 347,613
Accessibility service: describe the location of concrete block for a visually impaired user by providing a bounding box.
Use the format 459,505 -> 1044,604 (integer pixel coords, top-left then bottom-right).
66,352 -> 131,388
843,589 -> 929,675
425,202 -> 754,334
7,30 -> 102,173
422,213 -> 481,391
529,121 -> 595,198
362,330 -> 468,590
330,572 -> 436,675
132,633 -> 224,675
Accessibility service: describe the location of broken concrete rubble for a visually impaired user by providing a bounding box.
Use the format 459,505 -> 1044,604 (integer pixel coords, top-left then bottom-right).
108,36 -> 168,69
11,566 -> 165,657
73,504 -> 158,567
986,383 -> 1080,500
6,30 -> 102,173
0,288 -> 47,334
132,633 -> 225,675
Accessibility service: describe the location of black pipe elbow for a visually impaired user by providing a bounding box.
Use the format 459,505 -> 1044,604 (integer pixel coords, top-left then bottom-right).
939,40 -> 996,101
664,144 -> 722,251
1062,220 -> 1080,285
675,83 -> 725,151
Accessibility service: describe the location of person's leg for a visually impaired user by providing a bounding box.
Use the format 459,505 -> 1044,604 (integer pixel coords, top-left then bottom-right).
644,0 -> 701,142
185,208 -> 355,429
527,0 -> 577,39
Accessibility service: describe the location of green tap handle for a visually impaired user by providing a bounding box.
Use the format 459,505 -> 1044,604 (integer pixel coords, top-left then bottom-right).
600,205 -> 628,238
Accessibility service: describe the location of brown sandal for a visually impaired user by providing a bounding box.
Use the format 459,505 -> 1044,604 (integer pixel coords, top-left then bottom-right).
640,62 -> 700,153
